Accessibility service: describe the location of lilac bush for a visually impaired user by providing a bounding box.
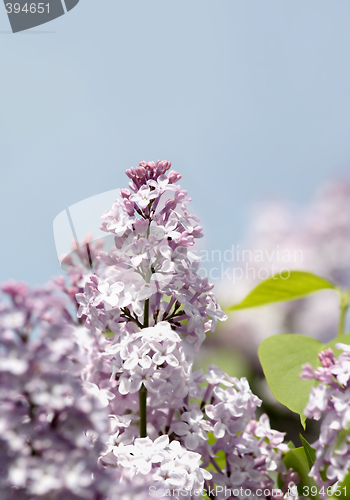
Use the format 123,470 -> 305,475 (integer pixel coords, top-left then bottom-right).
0,160 -> 295,499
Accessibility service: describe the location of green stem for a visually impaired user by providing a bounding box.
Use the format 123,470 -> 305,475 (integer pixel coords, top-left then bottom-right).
138,215 -> 153,438
139,297 -> 150,437
144,299 -> 149,328
338,291 -> 349,337
139,385 -> 147,438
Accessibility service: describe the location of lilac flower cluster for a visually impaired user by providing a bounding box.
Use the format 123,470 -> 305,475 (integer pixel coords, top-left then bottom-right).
184,366 -> 289,499
102,320 -> 191,408
301,344 -> 350,492
77,160 -> 226,354
0,281 -> 113,499
97,364 -> 289,500
1,160 -> 291,499
74,160 -> 293,499
102,434 -> 211,500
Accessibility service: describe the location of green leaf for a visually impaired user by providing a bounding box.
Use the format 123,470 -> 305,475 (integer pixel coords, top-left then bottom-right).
300,434 -> 316,470
206,433 -> 226,471
227,271 -> 336,311
282,447 -> 320,498
102,329 -> 115,338
258,334 -> 322,427
259,333 -> 350,427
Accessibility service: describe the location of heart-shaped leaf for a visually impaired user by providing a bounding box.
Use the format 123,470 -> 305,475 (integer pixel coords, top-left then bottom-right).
258,333 -> 350,427
258,334 -> 321,427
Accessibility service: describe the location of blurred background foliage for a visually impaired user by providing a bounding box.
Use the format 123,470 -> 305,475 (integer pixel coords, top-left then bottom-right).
196,180 -> 350,447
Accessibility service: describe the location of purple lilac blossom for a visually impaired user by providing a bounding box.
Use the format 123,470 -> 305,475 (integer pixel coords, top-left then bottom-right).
301,344 -> 350,495
1,160 -> 291,500
77,160 -> 289,499
0,281 -> 113,499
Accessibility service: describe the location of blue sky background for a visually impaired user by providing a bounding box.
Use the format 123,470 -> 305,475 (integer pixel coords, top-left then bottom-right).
1,0 -> 350,285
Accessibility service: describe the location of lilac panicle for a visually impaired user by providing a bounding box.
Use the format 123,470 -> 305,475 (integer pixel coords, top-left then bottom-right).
0,282 -> 113,499
1,161 -> 290,500
301,344 -> 350,494
75,160 -> 289,499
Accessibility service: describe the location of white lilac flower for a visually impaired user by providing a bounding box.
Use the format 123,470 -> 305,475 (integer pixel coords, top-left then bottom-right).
125,238 -> 151,268
147,174 -> 171,193
171,404 -> 212,450
111,435 -> 212,492
97,280 -> 124,309
130,185 -> 159,209
83,381 -> 115,408
122,343 -> 152,370
106,210 -> 132,236
150,339 -> 179,367
76,291 -> 91,318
